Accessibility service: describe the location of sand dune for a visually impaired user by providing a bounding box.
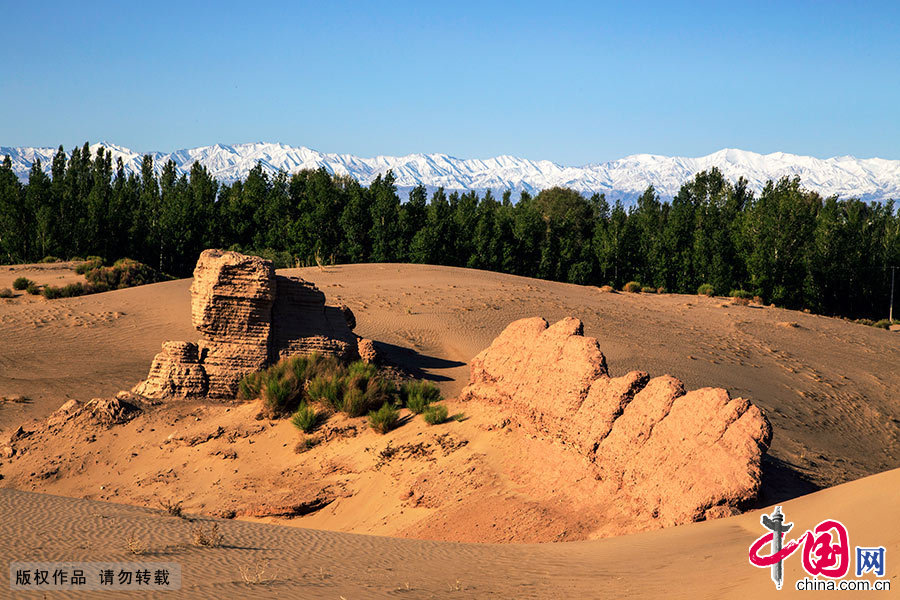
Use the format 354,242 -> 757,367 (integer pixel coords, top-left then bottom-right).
1,261 -> 899,596
0,467 -> 897,598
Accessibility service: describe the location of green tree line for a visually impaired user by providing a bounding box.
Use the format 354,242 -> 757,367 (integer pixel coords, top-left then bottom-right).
1,143 -> 898,319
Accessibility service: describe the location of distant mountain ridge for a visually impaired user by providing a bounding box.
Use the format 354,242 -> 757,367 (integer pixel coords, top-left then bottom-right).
3,142 -> 900,203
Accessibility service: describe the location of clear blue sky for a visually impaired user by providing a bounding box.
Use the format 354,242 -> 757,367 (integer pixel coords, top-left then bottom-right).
2,1 -> 898,164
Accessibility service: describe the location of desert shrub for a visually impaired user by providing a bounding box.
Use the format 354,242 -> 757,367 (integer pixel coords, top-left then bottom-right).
40,256 -> 61,263
697,283 -> 715,296
340,387 -> 367,417
0,288 -> 12,298
656,286 -> 667,294
347,360 -> 377,380
291,403 -> 319,433
294,436 -> 319,453
75,257 -> 103,274
242,353 -> 400,421
873,319 -> 894,329
160,498 -> 184,518
729,289 -> 752,299
43,282 -> 89,299
192,523 -> 224,547
368,403 -> 400,434
12,277 -> 32,290
84,258 -> 159,289
26,283 -> 40,295
401,380 -> 442,414
307,375 -> 344,410
423,404 -> 449,425
238,372 -> 263,401
752,295 -> 764,305
622,281 -> 642,293
641,286 -> 656,293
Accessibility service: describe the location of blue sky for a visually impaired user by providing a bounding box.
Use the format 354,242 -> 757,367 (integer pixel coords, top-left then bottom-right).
2,1 -> 898,164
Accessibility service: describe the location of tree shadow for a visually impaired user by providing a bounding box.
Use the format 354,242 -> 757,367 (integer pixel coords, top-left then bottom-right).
374,341 -> 466,382
753,455 -> 820,508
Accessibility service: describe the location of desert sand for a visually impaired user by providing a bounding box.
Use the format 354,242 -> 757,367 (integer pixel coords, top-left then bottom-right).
1,261 -> 899,597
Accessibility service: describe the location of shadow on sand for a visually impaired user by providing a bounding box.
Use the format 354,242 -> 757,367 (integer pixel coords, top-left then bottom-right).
373,341 -> 466,382
754,455 -> 821,508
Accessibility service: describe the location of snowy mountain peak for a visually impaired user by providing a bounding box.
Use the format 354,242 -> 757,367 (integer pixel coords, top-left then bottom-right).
2,142 -> 898,203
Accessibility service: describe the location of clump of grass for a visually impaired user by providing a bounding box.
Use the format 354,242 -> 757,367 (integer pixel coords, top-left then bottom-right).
290,403 -> 319,433
423,404 -> 449,425
598,285 -> 616,293
622,281 -> 642,293
26,282 -> 40,295
294,436 -> 319,453
40,255 -> 61,263
42,282 -> 93,299
160,498 -> 184,518
0,288 -> 13,298
192,523 -> 224,547
12,277 -> 32,291
368,403 -> 400,434
84,258 -> 159,289
697,283 -> 715,296
75,256 -> 104,274
873,319 -> 898,330
641,286 -> 656,293
240,353 -> 397,421
401,380 -> 442,414
729,289 -> 752,299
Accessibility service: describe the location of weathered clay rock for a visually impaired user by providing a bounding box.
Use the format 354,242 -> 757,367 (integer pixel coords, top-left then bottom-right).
191,250 -> 276,397
84,397 -> 141,427
269,276 -> 356,362
460,316 -> 772,526
357,338 -> 378,364
136,249 -> 359,400
47,399 -> 81,428
132,341 -> 208,399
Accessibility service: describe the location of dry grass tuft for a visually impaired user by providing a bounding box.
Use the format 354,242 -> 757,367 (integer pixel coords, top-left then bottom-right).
192,523 -> 224,547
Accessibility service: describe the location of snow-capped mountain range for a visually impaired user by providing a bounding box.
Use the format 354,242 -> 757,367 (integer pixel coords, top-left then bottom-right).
3,142 -> 899,203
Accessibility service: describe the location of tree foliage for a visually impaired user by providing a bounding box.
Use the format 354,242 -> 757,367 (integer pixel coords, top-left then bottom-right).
2,145 -> 898,319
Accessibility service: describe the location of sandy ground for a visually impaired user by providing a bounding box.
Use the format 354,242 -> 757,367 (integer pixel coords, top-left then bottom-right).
1,261 -> 899,597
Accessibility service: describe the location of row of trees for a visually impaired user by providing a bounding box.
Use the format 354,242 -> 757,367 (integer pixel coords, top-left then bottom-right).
1,143 -> 898,319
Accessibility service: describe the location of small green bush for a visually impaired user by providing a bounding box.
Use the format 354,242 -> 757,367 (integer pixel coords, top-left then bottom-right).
622,281 -> 642,293
873,319 -> 896,330
291,403 -> 319,433
238,372 -> 263,401
84,258 -> 158,289
26,283 -> 40,295
12,277 -> 32,290
729,289 -> 752,299
641,286 -> 656,294
0,288 -> 13,298
41,256 -> 61,263
43,282 -> 90,299
401,380 -> 442,414
697,283 -> 715,296
423,404 -> 449,425
308,375 -> 344,410
368,403 -> 400,434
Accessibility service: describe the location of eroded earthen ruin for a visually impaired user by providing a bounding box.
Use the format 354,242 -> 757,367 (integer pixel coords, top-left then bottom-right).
459,316 -> 772,526
134,249 -> 358,399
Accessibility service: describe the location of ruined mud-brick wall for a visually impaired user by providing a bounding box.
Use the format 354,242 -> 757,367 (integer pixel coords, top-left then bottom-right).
459,316 -> 773,527
135,249 -> 357,399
